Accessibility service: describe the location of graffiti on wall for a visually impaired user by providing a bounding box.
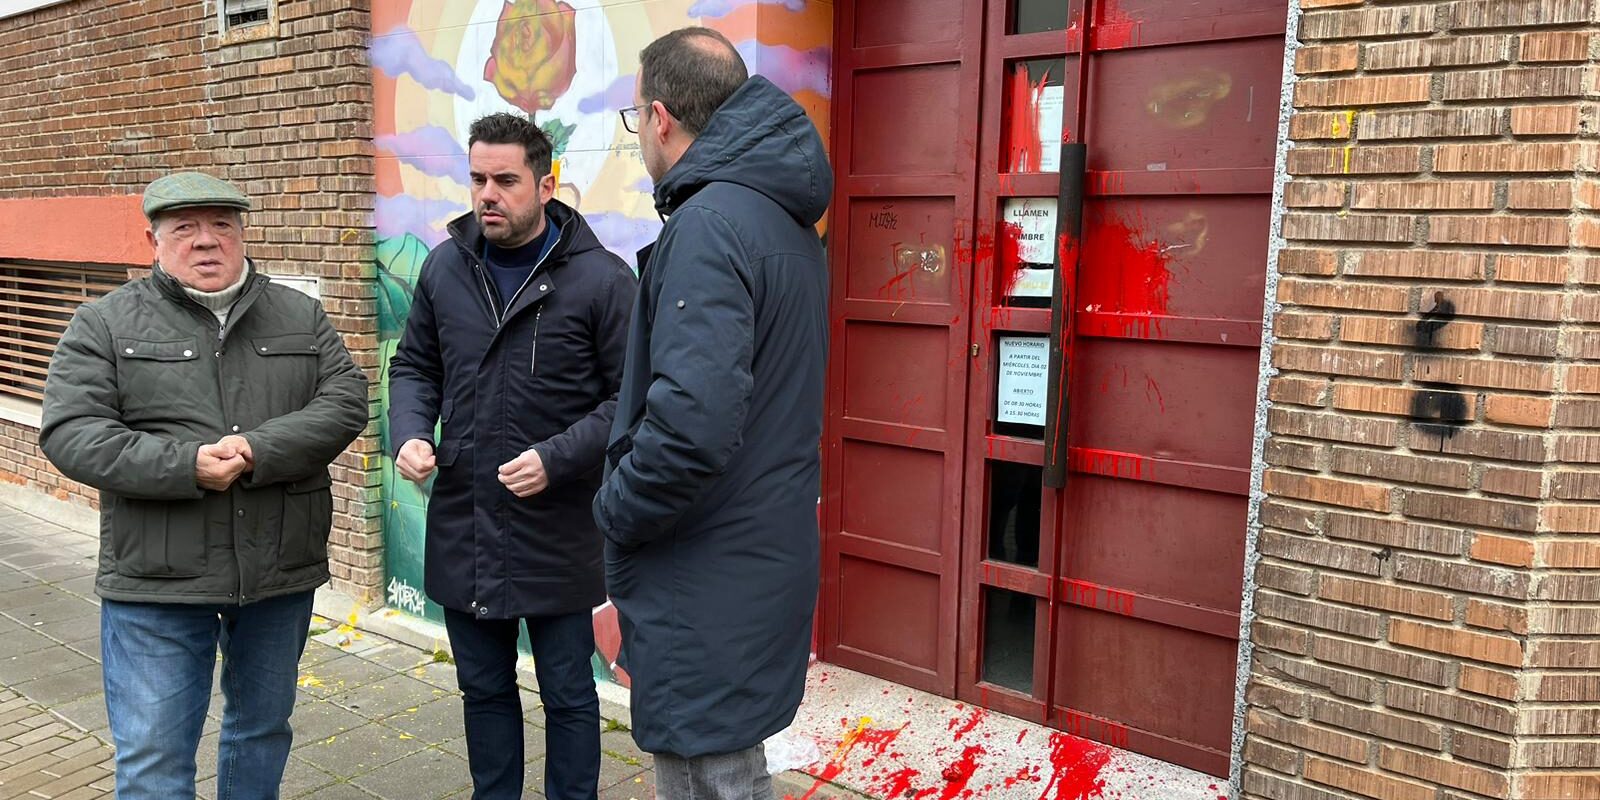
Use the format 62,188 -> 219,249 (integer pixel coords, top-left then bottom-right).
371,0 -> 833,684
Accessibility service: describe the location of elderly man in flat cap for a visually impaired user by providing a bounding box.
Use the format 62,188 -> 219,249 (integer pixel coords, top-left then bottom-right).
39,171 -> 369,799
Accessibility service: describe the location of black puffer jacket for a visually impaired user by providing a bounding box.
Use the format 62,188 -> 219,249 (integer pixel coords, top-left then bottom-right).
595,76 -> 832,757
41,265 -> 369,605
389,200 -> 636,619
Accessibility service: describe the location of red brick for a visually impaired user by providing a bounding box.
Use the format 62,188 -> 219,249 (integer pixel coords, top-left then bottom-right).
1330,445 -> 1471,489
1272,344 -> 1402,380
1466,598 -> 1530,635
1269,376 -> 1329,407
1436,142 -> 1581,173
1394,553 -> 1531,600
1286,181 -> 1349,208
1460,664 -> 1521,701
1277,280 -> 1408,312
1339,315 -> 1483,350
1385,683 -> 1515,734
1260,530 -> 1384,577
1511,104 -> 1583,137
1429,215 -> 1570,248
1543,504 -> 1600,532
1404,490 -> 1539,532
1284,213 -> 1416,243
1269,407 -> 1401,447
1471,534 -> 1536,568
1533,674 -> 1600,702
1275,312 -> 1336,341
1258,562 -> 1317,596
1346,250 -> 1486,280
1318,576 -> 1454,621
1363,35 -> 1505,71
1413,356 -> 1554,392
1451,0 -> 1591,30
1288,146 -> 1424,176
1249,681 -> 1308,718
1304,756 -> 1433,800
1485,395 -> 1554,428
1313,635 -> 1451,685
1309,697 -> 1443,750
1391,618 -> 1523,667
1351,180 -> 1494,210
1296,44 -> 1360,75
1493,326 -> 1560,358
1530,639 -> 1600,668
1379,745 -> 1510,797
1509,180 -> 1574,210
1440,66 -> 1586,101
1244,736 -> 1299,775
1258,592 -> 1382,638
1279,248 -> 1340,276
1540,538 -> 1600,567
1517,774 -> 1600,799
1300,6 -> 1435,40
1325,512 -> 1465,555
1481,466 -> 1545,499
1357,107 -> 1499,141
1247,709 -> 1369,763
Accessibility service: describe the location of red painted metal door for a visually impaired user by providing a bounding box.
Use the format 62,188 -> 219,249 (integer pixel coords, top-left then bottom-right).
818,0 -> 985,694
821,0 -> 1285,776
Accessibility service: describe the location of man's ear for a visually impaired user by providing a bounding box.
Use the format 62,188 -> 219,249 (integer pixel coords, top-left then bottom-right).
145,226 -> 158,251
540,172 -> 557,204
651,100 -> 673,140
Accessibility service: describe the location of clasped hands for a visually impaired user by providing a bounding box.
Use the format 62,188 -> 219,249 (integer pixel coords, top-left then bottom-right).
196,434 -> 254,492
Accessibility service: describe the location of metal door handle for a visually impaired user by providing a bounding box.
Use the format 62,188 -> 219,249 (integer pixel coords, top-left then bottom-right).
1042,143 -> 1086,488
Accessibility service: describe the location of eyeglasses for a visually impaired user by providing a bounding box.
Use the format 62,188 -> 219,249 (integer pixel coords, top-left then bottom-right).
619,101 -> 674,134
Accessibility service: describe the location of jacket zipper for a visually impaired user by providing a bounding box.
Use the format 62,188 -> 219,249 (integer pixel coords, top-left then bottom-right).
529,310 -> 542,374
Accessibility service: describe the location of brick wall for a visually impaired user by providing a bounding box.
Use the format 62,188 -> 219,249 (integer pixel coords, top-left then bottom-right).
1242,1 -> 1600,798
0,0 -> 384,602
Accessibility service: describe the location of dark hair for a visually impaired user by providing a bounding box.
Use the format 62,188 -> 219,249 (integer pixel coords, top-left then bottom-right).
639,27 -> 748,138
467,112 -> 553,176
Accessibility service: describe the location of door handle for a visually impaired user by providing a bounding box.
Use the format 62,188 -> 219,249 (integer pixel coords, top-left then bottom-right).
1042,142 -> 1086,488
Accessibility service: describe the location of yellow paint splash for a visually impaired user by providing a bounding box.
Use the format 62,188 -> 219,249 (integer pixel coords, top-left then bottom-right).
1341,145 -> 1354,174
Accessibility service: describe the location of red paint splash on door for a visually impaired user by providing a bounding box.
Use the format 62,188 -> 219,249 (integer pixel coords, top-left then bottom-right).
999,222 -> 1027,299
1081,212 -> 1173,316
1006,66 -> 1051,172
1038,732 -> 1112,800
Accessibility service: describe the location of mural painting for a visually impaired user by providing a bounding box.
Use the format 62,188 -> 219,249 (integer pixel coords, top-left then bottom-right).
371,0 -> 833,684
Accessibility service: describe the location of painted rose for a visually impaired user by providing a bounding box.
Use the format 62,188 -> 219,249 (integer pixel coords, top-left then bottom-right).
483,0 -> 578,113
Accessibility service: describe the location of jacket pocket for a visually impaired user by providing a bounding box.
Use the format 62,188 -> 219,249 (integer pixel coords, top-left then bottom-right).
277,470 -> 333,569
110,496 -> 210,578
115,338 -> 201,419
605,432 -> 634,470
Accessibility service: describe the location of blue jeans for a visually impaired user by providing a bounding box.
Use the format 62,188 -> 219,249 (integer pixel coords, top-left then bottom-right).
101,591 -> 315,800
444,607 -> 600,800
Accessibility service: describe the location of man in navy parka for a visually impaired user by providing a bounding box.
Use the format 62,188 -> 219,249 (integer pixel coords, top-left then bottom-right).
595,26 -> 833,800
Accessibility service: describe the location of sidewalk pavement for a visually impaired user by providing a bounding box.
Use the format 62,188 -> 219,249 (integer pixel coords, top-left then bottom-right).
0,501 -> 846,800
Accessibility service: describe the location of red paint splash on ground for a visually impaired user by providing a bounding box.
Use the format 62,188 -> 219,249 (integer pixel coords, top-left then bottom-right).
952,706 -> 986,742
938,745 -> 985,800
1038,732 -> 1113,800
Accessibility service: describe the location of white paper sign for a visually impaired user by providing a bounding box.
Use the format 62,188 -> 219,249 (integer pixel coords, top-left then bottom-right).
997,336 -> 1050,426
1002,198 -> 1057,299
268,275 -> 321,300
1038,85 -> 1065,173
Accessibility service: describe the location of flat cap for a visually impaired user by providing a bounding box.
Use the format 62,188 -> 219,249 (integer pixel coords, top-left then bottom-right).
141,171 -> 251,219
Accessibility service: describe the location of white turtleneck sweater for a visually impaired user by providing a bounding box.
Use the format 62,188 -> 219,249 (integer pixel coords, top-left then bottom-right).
168,266 -> 250,326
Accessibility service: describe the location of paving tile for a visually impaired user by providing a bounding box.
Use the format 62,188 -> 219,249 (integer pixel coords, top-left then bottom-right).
293,722 -> 428,779
0,645 -> 93,685
357,642 -> 434,673
600,772 -> 654,800
0,583 -> 68,612
13,663 -> 103,707
32,612 -> 100,645
23,559 -> 97,584
349,747 -> 472,800
50,694 -> 109,735
328,674 -> 444,720
65,635 -> 103,662
406,661 -> 461,692
0,570 -> 41,594
289,700 -> 370,746
2,595 -> 99,626
376,697 -> 464,746
296,654 -> 396,699
0,627 -> 59,658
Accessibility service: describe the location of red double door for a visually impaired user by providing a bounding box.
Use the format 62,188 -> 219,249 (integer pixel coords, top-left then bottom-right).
818,0 -> 1288,775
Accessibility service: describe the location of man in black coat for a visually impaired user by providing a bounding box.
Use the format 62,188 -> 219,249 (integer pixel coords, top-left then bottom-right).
596,28 -> 832,800
388,113 -> 636,800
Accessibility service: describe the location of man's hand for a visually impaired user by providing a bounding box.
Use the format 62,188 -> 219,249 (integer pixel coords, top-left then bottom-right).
216,435 -> 254,472
196,443 -> 249,492
396,439 -> 437,485
498,448 -> 549,498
